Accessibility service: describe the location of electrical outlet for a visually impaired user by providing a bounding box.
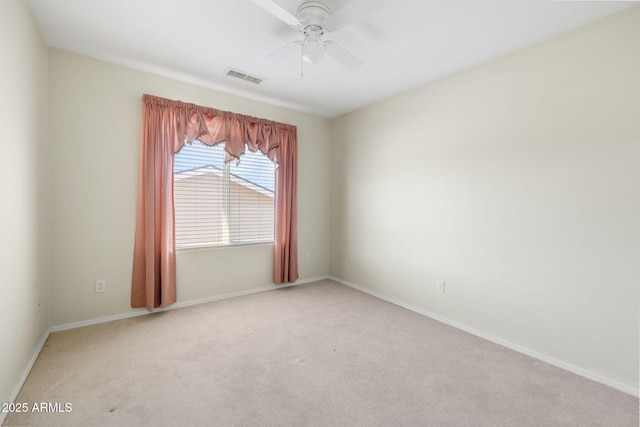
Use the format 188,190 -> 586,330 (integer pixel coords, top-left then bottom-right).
436,281 -> 445,294
96,279 -> 106,293
306,254 -> 311,263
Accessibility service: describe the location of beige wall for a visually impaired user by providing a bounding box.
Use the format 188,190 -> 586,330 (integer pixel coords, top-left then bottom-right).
0,0 -> 50,408
331,7 -> 640,391
47,49 -> 332,326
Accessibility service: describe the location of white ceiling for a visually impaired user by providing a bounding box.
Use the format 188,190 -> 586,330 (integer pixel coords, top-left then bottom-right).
26,0 -> 637,118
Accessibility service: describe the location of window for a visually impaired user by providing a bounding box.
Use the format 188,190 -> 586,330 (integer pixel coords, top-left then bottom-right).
173,141 -> 275,249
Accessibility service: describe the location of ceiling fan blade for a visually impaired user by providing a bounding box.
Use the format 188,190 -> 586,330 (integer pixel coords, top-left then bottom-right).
325,0 -> 384,31
324,41 -> 362,70
263,41 -> 302,63
250,0 -> 302,28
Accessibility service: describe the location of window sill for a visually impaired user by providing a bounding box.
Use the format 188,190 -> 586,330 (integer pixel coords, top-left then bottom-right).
176,241 -> 274,253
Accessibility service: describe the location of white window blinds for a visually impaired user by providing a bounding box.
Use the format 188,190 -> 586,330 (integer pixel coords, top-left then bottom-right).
173,141 -> 275,249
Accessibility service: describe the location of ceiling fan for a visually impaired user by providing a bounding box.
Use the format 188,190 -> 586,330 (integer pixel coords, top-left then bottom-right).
250,0 -> 384,72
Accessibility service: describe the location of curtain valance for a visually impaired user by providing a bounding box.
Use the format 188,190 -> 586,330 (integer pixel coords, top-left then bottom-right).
143,94 -> 295,164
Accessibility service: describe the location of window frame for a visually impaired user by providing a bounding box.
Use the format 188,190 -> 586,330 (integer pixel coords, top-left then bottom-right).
173,140 -> 276,251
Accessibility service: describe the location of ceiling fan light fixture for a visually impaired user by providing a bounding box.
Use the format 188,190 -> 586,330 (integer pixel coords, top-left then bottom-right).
302,38 -> 324,63
302,25 -> 325,64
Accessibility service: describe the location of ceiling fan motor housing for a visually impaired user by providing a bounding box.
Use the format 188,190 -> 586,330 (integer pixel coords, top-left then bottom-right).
296,1 -> 331,29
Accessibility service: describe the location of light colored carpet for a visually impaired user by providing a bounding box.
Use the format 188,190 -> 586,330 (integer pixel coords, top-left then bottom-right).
4,279 -> 638,426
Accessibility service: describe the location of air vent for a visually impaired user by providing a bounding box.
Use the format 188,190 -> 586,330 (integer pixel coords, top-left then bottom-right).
224,67 -> 264,85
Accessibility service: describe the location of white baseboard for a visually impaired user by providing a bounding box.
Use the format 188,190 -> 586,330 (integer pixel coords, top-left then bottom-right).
50,276 -> 329,333
329,276 -> 639,398
3,275 -> 330,423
